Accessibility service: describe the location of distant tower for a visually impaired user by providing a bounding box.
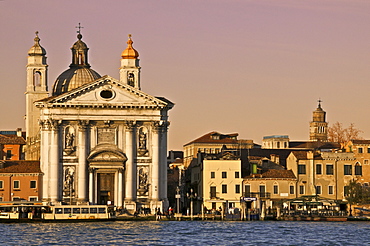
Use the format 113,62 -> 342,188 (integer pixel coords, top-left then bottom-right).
119,34 -> 141,89
309,100 -> 328,142
25,32 -> 49,160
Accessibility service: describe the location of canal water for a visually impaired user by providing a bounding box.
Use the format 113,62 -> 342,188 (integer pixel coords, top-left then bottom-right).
1,221 -> 369,245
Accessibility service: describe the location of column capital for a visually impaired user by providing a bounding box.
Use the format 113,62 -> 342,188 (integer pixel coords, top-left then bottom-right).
38,119 -> 50,131
49,119 -> 62,131
124,120 -> 136,130
151,121 -> 170,133
78,120 -> 90,131
88,167 -> 96,173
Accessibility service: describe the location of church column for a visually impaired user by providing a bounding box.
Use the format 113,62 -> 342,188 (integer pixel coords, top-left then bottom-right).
117,167 -> 124,207
124,121 -> 136,201
78,120 -> 89,202
160,122 -> 169,200
151,122 -> 161,200
49,119 -> 61,202
88,167 -> 95,204
39,120 -> 50,201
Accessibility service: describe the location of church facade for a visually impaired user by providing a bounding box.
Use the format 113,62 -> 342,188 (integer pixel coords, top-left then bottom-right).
25,31 -> 174,212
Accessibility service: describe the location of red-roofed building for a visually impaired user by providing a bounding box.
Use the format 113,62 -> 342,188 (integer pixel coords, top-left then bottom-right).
0,129 -> 26,161
183,132 -> 254,168
0,160 -> 42,201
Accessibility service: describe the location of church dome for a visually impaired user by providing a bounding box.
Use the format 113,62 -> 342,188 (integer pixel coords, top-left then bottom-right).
28,31 -> 46,56
121,34 -> 139,59
52,32 -> 101,96
52,67 -> 101,96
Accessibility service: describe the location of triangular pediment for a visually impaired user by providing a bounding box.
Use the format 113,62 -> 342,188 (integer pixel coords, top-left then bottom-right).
36,75 -> 174,109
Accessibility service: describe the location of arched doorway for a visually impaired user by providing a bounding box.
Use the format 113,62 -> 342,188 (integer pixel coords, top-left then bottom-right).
87,144 -> 127,206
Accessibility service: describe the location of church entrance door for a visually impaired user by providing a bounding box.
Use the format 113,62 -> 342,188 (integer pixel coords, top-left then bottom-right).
97,173 -> 115,205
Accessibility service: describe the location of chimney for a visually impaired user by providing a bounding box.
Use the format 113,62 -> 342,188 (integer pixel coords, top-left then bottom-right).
16,128 -> 22,137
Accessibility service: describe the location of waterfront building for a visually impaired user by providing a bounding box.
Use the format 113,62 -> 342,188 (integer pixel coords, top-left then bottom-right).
286,151 -> 359,201
0,160 -> 41,201
24,30 -> 174,212
243,169 -> 296,212
183,131 -> 254,168
201,156 -> 243,212
344,140 -> 370,185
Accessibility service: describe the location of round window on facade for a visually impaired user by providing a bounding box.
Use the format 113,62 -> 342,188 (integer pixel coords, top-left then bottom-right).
100,90 -> 114,100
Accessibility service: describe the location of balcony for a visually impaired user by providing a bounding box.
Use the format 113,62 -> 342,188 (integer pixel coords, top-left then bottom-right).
244,192 -> 271,198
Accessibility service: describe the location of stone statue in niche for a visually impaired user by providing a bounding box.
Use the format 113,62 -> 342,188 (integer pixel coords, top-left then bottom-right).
137,168 -> 148,196
63,168 -> 75,197
128,73 -> 135,87
64,126 -> 75,155
137,128 -> 148,157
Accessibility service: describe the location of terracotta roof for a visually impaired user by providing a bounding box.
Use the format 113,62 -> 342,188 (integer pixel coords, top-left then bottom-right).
350,140 -> 370,145
261,169 -> 296,179
184,131 -> 239,146
245,169 -> 296,179
291,151 -> 308,160
0,134 -> 26,145
0,161 -> 41,173
289,141 -> 340,149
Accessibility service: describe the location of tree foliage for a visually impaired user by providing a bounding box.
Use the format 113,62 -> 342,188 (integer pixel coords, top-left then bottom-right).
345,179 -> 370,205
327,122 -> 363,144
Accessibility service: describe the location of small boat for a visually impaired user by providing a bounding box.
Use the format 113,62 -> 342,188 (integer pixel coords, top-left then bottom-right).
0,201 -> 116,222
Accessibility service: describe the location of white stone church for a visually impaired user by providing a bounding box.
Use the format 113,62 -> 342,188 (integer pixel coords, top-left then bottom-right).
25,30 -> 174,212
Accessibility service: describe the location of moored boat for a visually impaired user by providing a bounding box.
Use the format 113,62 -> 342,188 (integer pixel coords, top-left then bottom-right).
0,201 -> 116,222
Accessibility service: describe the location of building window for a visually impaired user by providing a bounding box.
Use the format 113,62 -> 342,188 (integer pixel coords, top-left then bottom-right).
12,197 -> 21,201
245,185 -> 251,196
355,164 -> 362,176
0,180 -> 3,189
328,185 -> 334,195
273,185 -> 278,195
298,165 -> 306,174
235,184 -> 240,194
222,172 -> 227,179
13,180 -> 20,189
0,197 -> 3,202
299,185 -> 305,195
289,185 -> 295,195
358,147 -> 363,153
6,150 -> 11,160
316,164 -> 322,175
326,164 -> 334,175
344,165 -> 352,175
364,160 -> 369,165
316,185 -> 322,195
29,197 -> 38,201
30,180 -> 37,189
259,185 -> 266,197
210,186 -> 216,198
211,172 -> 215,179
222,184 -> 227,194
235,172 -> 240,178
367,148 -> 370,154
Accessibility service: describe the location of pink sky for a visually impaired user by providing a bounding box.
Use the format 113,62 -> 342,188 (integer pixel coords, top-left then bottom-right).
1,0 -> 370,150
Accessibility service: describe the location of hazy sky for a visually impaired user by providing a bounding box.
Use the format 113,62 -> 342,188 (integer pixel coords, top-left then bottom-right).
1,0 -> 370,150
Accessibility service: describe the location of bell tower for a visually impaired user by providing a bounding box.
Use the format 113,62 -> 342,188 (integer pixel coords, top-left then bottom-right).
119,34 -> 141,89
309,100 -> 328,142
25,31 -> 49,160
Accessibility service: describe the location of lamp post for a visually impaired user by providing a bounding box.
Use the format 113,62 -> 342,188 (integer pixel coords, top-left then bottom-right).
187,189 -> 197,220
176,186 -> 181,214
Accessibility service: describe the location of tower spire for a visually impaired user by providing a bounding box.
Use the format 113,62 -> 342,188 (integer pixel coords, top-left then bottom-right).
120,34 -> 141,89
